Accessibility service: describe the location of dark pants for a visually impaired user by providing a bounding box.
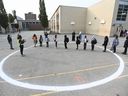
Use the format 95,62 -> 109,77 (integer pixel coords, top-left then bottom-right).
76,44 -> 79,50
64,42 -> 67,49
103,45 -> 107,52
39,41 -> 42,47
123,47 -> 127,54
113,45 -> 116,53
9,42 -> 13,49
55,41 -> 57,48
72,36 -> 75,41
46,42 -> 49,47
91,44 -> 95,51
84,43 -> 87,50
20,45 -> 24,55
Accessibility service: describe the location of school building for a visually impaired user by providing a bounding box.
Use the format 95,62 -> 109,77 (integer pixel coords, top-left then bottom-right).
49,0 -> 128,36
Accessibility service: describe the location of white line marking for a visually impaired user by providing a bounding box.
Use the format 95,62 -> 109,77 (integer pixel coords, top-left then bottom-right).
0,44 -> 125,91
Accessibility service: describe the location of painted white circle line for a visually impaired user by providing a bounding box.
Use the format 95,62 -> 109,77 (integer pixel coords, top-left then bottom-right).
0,44 -> 125,92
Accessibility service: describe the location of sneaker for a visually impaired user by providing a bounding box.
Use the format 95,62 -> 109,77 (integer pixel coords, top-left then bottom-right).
11,48 -> 14,50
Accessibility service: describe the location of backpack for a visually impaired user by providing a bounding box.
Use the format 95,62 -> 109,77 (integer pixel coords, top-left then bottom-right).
78,40 -> 81,44
92,38 -> 97,44
94,39 -> 97,44
67,37 -> 69,43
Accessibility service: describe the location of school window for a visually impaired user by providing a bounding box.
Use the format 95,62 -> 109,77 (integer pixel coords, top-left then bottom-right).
116,4 -> 128,21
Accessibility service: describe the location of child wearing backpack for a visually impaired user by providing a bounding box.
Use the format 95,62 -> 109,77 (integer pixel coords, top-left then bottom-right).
91,36 -> 97,51
64,35 -> 69,49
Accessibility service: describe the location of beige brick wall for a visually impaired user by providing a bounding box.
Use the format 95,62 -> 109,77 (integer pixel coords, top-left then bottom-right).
50,5 -> 87,34
50,0 -> 128,36
86,0 -> 116,36
60,6 -> 87,33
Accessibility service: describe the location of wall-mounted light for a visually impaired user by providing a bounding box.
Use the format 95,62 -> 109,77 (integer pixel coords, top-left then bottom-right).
70,21 -> 75,32
100,19 -> 106,24
88,21 -> 92,25
70,21 -> 75,25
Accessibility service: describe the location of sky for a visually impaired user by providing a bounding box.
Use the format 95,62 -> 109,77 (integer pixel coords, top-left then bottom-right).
3,0 -> 101,20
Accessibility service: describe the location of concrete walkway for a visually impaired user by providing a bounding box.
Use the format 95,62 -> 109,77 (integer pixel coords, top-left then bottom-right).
0,31 -> 127,96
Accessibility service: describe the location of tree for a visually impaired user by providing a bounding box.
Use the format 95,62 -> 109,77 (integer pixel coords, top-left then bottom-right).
0,14 -> 8,30
39,0 -> 48,30
8,13 -> 15,23
12,10 -> 17,19
12,10 -> 19,31
8,13 -> 15,32
0,0 -> 8,31
0,0 -> 6,13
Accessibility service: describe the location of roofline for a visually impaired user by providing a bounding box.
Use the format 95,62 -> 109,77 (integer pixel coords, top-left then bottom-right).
49,5 -> 87,20
49,5 -> 61,20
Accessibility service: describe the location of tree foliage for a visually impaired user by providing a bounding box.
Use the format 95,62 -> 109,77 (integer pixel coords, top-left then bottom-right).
0,0 -> 8,30
12,10 -> 19,31
0,0 -> 6,13
39,0 -> 48,29
12,10 -> 17,19
8,13 -> 15,23
0,13 -> 8,29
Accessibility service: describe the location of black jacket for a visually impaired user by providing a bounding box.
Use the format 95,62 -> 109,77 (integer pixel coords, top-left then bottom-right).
64,37 -> 69,43
103,37 -> 109,46
124,39 -> 128,48
7,36 -> 12,43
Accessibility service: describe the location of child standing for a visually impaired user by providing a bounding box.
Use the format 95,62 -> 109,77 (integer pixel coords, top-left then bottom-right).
39,35 -> 43,47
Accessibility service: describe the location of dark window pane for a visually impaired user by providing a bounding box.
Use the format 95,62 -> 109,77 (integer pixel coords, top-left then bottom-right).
122,15 -> 127,18
124,5 -> 128,8
117,15 -> 121,17
121,18 -> 126,21
116,17 -> 121,20
116,4 -> 128,21
118,11 -> 123,14
124,8 -> 128,11
119,4 -> 123,8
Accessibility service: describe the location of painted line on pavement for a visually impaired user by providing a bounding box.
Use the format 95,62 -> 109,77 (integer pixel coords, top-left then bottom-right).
0,45 -> 125,91
118,74 -> 128,79
31,91 -> 58,96
31,74 -> 128,96
0,63 -> 116,83
0,61 -> 127,83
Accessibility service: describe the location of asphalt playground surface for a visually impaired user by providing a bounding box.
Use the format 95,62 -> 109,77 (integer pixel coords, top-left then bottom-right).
0,31 -> 128,96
